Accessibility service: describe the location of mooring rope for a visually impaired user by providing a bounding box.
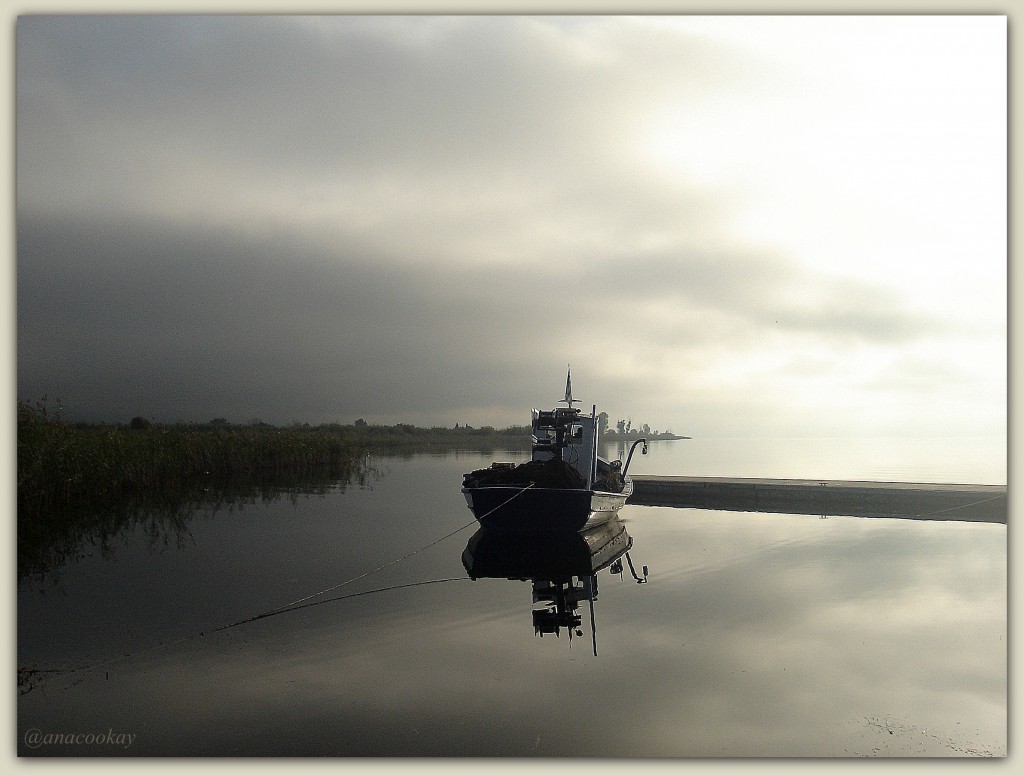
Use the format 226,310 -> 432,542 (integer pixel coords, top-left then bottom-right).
253,519 -> 478,618
20,482 -> 537,690
211,577 -> 468,631
234,481 -> 536,621
19,577 -> 471,694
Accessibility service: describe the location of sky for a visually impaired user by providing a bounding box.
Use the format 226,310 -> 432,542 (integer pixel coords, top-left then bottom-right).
14,13 -> 1007,438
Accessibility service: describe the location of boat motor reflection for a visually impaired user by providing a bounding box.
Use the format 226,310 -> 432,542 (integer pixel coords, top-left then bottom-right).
610,553 -> 649,584
461,517 -> 648,655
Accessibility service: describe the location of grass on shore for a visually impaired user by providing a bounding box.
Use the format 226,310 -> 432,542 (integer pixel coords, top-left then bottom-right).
16,402 -> 371,515
16,401 -> 533,515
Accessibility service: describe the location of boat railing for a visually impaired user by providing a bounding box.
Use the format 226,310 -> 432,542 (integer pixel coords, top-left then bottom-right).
621,438 -> 648,477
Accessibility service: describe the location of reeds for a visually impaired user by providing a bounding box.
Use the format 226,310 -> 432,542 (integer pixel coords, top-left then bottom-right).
17,400 -> 381,582
16,402 -> 531,579
17,400 -> 370,516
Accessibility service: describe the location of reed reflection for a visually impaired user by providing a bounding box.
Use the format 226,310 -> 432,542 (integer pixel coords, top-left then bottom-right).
18,461 -> 378,586
461,518 -> 647,655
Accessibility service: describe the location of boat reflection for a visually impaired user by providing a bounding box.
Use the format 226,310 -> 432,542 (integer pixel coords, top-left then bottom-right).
461,517 -> 647,655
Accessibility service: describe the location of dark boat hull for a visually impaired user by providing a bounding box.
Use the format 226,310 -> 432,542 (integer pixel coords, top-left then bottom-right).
462,479 -> 632,532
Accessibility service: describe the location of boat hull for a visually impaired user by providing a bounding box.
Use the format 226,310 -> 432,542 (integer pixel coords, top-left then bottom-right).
462,479 -> 633,533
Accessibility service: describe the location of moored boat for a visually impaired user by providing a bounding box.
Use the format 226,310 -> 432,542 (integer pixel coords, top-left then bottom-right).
461,370 -> 646,532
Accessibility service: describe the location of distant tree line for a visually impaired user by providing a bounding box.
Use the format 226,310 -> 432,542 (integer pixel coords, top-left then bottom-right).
108,411 -> 681,442
596,412 -> 684,440
71,409 -> 537,452
122,415 -> 532,440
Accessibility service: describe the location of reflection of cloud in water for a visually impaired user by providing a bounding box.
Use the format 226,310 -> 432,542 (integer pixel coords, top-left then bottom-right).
17,454 -> 1005,756
48,510 -> 1003,755
610,507 -> 1005,756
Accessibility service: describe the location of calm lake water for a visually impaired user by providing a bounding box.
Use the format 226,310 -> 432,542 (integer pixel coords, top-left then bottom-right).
18,438 -> 1006,757
611,434 -> 1006,484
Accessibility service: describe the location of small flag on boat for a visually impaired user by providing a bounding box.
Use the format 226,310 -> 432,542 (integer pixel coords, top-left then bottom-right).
562,366 -> 579,408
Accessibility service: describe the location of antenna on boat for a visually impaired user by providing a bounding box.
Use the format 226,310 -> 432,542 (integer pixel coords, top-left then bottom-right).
560,365 -> 580,409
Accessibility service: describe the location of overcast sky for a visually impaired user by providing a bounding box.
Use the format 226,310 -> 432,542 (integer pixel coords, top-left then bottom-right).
15,14 -> 1006,437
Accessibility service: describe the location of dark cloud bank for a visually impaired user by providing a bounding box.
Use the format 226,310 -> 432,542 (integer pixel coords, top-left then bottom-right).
16,15 -> 994,433
18,209 -> 944,427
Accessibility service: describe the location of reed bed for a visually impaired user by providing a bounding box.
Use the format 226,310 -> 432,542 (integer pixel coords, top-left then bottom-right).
17,401 -> 532,515
16,402 -> 539,581
17,401 -> 369,517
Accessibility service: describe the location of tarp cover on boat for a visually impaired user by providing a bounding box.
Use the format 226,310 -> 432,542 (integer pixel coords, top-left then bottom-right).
463,459 -> 587,490
463,458 -> 626,493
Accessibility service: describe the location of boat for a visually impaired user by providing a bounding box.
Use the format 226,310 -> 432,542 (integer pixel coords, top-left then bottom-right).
461,369 -> 647,532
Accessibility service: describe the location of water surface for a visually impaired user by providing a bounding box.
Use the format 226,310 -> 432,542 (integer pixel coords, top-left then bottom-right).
18,444 -> 1006,756
612,435 -> 1005,484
